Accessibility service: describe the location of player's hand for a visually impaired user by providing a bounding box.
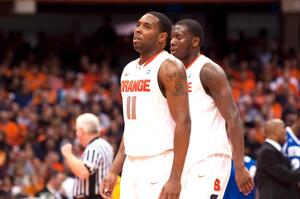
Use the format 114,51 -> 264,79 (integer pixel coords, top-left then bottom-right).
158,178 -> 181,199
60,143 -> 73,157
235,166 -> 254,195
100,172 -> 118,199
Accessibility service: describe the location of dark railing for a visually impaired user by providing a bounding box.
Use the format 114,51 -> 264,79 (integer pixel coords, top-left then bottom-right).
36,0 -> 278,4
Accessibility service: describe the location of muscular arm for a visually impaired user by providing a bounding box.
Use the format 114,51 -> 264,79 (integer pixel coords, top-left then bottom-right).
110,137 -> 126,175
158,59 -> 191,196
201,63 -> 253,194
201,63 -> 244,169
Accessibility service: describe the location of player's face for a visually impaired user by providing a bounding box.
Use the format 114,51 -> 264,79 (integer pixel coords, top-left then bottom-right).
133,14 -> 161,54
285,113 -> 297,127
170,24 -> 193,60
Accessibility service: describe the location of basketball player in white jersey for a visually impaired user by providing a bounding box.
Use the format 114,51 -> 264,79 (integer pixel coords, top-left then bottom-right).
100,12 -> 191,199
170,19 -> 254,198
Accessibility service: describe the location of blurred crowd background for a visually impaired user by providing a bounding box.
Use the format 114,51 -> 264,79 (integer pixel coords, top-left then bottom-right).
0,0 -> 299,198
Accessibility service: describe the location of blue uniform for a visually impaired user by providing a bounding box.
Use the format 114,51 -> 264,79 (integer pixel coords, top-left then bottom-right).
223,156 -> 256,199
282,127 -> 300,170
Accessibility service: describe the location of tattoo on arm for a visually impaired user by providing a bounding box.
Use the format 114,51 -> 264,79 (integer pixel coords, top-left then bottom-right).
166,71 -> 187,97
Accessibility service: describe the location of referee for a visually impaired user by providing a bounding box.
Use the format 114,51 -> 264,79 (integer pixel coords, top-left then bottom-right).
61,113 -> 114,199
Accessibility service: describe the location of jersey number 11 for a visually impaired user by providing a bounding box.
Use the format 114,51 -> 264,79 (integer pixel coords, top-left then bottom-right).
126,96 -> 136,120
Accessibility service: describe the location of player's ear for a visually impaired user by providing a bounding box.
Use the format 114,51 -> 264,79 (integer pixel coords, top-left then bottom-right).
192,37 -> 200,48
159,32 -> 168,44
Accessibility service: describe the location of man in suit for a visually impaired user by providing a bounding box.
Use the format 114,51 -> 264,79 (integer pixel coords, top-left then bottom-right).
255,118 -> 300,199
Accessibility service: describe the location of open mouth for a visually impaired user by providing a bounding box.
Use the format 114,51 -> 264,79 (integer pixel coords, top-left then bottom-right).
170,47 -> 177,54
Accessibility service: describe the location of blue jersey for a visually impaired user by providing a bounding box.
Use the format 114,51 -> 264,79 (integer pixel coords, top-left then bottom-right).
223,156 -> 256,199
282,127 -> 300,170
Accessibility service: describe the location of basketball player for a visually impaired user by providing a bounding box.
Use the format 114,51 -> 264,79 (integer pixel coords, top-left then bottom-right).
170,19 -> 254,198
100,12 -> 191,199
282,109 -> 300,196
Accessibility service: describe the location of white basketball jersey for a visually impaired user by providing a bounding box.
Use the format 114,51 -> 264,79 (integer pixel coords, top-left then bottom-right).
185,55 -> 232,168
121,50 -> 180,157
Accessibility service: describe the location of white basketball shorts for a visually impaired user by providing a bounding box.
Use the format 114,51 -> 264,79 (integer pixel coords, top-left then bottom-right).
180,154 -> 231,199
120,150 -> 173,199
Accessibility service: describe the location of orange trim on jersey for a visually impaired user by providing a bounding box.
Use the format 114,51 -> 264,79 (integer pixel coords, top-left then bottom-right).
139,50 -> 164,68
188,82 -> 192,92
186,53 -> 201,70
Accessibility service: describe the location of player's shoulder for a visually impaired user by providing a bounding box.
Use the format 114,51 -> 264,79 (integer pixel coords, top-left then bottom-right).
121,58 -> 139,77
195,54 -> 216,65
200,57 -> 227,85
162,53 -> 185,70
199,54 -> 212,62
202,59 -> 223,73
196,55 -> 223,77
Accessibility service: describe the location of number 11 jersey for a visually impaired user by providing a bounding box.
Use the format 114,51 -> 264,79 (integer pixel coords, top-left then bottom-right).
120,50 -> 181,157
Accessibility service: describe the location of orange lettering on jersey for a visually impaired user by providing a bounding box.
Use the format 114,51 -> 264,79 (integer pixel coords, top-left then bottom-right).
128,80 -> 134,92
143,79 -> 150,92
188,82 -> 192,92
132,80 -> 139,91
138,80 -> 144,91
121,80 -> 151,92
121,80 -> 129,92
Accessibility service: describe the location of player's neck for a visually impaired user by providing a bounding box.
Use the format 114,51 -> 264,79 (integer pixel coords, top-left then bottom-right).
184,51 -> 200,69
139,49 -> 163,65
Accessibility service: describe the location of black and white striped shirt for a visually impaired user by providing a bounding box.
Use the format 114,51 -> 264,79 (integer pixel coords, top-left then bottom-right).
73,137 -> 113,197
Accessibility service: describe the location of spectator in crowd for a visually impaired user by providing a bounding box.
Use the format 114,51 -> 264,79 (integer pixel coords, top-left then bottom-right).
36,170 -> 67,199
